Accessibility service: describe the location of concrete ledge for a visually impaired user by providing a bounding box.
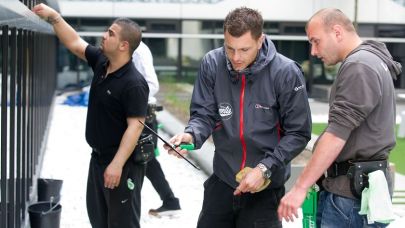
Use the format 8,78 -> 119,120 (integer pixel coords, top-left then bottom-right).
0,0 -> 53,33
157,110 -> 214,175
311,85 -> 331,102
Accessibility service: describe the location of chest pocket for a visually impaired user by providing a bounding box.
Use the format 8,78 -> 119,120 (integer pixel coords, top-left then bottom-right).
247,100 -> 279,135
250,101 -> 274,122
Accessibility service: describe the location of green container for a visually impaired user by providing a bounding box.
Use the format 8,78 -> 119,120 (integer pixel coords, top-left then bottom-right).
302,186 -> 318,228
154,148 -> 160,157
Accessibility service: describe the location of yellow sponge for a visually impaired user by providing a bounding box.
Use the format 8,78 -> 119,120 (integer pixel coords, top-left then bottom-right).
235,167 -> 271,192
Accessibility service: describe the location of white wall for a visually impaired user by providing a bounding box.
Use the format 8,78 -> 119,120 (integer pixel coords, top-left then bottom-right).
59,0 -> 405,24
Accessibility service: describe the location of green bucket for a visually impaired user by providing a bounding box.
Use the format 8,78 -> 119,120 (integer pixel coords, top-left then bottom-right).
302,185 -> 318,228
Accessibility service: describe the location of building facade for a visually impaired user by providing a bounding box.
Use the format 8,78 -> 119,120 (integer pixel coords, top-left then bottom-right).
57,0 -> 405,98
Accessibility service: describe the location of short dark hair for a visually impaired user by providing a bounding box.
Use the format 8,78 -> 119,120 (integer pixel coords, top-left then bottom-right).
223,7 -> 263,40
113,18 -> 142,55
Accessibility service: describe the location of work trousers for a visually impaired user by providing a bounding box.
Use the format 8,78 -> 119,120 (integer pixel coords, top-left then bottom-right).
197,174 -> 283,228
86,155 -> 145,228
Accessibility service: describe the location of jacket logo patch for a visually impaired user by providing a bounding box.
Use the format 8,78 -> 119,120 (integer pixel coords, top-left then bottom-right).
294,84 -> 305,91
219,103 -> 232,120
255,104 -> 270,110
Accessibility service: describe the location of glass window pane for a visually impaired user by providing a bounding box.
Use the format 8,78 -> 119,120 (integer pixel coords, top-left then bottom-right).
182,20 -> 223,34
181,38 -> 222,80
145,38 -> 179,77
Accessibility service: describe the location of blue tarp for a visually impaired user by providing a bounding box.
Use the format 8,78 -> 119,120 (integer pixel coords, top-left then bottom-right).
63,91 -> 89,106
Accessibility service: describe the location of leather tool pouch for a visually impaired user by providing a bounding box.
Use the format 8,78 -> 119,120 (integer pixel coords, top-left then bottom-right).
133,133 -> 155,164
145,104 -> 163,124
346,160 -> 387,198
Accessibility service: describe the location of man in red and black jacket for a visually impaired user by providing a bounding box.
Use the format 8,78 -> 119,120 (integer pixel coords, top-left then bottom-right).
165,7 -> 311,228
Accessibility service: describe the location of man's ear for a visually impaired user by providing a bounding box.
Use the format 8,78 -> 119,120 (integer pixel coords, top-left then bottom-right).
120,40 -> 129,52
332,25 -> 343,42
257,34 -> 265,49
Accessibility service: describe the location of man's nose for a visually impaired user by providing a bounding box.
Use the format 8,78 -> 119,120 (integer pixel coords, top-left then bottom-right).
310,46 -> 317,57
232,51 -> 241,62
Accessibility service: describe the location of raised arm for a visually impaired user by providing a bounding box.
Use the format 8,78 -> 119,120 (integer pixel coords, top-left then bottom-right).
32,3 -> 88,61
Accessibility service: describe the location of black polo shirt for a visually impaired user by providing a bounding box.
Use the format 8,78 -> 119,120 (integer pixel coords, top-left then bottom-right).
84,45 -> 149,151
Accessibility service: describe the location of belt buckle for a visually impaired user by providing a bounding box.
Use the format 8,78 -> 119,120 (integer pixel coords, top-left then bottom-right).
333,163 -> 338,177
327,162 -> 338,178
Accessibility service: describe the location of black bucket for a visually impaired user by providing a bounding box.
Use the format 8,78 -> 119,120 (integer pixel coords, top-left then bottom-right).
38,178 -> 63,202
28,201 -> 62,228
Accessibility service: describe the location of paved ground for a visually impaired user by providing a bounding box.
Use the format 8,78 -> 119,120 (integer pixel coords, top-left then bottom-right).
37,91 -> 405,227
40,104 -> 208,228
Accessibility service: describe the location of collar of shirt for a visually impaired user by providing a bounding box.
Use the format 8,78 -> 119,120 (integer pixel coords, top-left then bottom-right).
102,57 -> 133,79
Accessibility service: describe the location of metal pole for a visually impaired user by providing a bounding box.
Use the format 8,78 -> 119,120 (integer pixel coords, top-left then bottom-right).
1,25 -> 9,228
9,27 -> 17,228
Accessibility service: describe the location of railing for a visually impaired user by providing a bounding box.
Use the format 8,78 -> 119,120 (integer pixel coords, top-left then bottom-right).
0,0 -> 56,227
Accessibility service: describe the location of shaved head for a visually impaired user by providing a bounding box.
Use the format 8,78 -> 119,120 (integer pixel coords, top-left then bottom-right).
306,8 -> 356,33
306,8 -> 362,65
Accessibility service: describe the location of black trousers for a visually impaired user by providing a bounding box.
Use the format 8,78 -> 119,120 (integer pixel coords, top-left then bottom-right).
197,174 -> 284,228
143,113 -> 179,207
86,155 -> 145,228
145,157 -> 178,206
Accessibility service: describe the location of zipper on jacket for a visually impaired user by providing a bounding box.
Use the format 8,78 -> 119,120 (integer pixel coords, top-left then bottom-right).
239,74 -> 247,170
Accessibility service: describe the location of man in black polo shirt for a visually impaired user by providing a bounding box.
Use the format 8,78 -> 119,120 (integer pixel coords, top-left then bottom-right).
33,4 -> 149,228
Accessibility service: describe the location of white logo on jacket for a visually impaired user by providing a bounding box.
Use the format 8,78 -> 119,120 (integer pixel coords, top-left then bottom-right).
255,104 -> 270,110
219,103 -> 233,120
294,84 -> 305,91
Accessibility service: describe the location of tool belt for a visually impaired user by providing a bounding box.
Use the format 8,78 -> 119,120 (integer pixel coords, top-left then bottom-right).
132,133 -> 154,164
92,134 -> 155,164
327,159 -> 388,198
145,104 -> 163,124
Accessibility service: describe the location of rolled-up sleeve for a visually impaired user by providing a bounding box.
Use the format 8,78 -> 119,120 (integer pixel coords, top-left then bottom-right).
326,62 -> 381,140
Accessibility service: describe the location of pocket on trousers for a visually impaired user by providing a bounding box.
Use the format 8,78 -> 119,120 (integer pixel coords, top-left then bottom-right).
330,194 -> 353,219
329,194 -> 357,220
203,175 -> 219,190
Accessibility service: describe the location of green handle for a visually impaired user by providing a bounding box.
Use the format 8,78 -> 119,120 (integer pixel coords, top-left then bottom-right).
179,143 -> 195,151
